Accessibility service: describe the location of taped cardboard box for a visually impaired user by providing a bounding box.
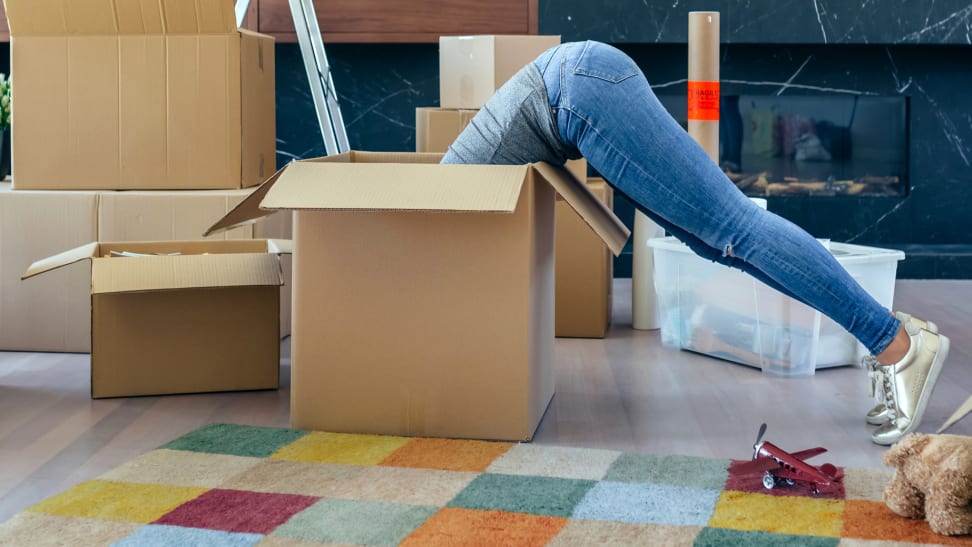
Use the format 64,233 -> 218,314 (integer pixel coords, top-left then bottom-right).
556,179 -> 614,338
0,184 -> 293,353
439,35 -> 561,109
5,0 -> 275,190
22,240 -> 291,398
208,151 -> 629,441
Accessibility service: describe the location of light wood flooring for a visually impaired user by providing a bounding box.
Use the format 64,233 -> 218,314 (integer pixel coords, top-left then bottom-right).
1,279 -> 969,524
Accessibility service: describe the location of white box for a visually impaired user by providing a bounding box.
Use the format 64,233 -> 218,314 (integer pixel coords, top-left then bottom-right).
648,237 -> 904,377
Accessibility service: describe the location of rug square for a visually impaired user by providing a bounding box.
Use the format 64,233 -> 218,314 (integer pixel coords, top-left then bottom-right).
154,488 -> 319,535
27,480 -> 207,523
709,490 -> 844,537
401,507 -> 566,547
98,448 -> 261,488
380,438 -> 514,472
272,498 -> 437,546
447,473 -> 596,517
695,527 -> 840,546
219,459 -> 367,496
163,423 -> 309,458
837,539 -> 934,546
113,524 -> 263,546
257,538 -> 355,547
841,467 -> 894,502
547,519 -> 702,546
486,444 -> 621,480
0,512 -> 141,546
572,481 -> 720,527
330,465 -> 479,506
841,499 -> 972,545
271,432 -> 410,465
604,452 -> 729,489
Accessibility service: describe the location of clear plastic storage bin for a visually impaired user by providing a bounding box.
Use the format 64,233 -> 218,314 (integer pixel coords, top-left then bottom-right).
647,237 -> 905,377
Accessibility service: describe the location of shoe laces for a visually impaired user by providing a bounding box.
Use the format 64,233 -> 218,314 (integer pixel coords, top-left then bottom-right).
864,356 -> 884,402
883,365 -> 898,423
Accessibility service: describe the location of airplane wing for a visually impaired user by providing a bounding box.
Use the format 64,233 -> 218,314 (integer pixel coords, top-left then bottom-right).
730,457 -> 778,475
789,447 -> 827,461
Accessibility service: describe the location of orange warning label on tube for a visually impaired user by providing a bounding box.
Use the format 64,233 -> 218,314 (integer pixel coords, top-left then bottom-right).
687,81 -> 720,121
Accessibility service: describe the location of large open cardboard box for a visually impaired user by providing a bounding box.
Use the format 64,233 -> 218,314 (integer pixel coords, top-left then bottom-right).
208,151 -> 629,441
4,0 -> 275,190
22,240 -> 291,398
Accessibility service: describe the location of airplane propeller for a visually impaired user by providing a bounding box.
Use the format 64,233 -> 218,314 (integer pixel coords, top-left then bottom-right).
752,423 -> 767,459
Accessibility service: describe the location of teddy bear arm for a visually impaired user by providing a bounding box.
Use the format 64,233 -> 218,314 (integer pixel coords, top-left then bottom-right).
884,469 -> 926,520
925,469 -> 972,537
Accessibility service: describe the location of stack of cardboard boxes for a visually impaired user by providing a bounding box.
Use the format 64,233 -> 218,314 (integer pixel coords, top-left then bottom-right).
2,0 -> 291,397
418,35 -> 615,339
202,35 -> 628,442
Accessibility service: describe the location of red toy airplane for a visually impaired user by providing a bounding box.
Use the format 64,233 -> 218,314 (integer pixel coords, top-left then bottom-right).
733,423 -> 843,495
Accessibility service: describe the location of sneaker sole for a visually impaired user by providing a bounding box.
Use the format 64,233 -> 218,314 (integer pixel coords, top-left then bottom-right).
874,334 -> 950,444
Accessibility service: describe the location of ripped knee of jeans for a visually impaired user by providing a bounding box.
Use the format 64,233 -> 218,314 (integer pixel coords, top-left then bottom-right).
723,244 -> 733,257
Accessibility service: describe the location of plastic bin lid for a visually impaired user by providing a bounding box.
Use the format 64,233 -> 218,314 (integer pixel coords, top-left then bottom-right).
646,236 -> 904,263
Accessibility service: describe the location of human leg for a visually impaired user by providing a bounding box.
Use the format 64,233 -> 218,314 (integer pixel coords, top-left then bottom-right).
537,41 -> 899,355
535,41 -> 948,444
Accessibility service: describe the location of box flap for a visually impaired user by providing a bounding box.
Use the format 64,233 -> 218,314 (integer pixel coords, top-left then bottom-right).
267,239 -> 293,255
90,252 -> 283,294
531,163 -> 630,256
5,0 -> 236,36
21,242 -> 99,280
204,164 -> 290,236
261,161 -> 529,213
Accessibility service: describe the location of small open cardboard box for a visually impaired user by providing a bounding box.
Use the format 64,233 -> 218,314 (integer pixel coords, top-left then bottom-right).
22,239 -> 291,398
208,151 -> 629,441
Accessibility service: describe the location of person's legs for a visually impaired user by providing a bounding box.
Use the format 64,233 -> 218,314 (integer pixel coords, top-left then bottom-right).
534,41 -> 948,444
537,41 -> 898,356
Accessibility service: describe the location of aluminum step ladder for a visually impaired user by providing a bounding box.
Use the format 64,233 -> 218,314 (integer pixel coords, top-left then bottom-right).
236,0 -> 350,156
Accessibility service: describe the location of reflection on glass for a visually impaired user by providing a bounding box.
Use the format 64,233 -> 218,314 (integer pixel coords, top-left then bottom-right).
659,95 -> 908,197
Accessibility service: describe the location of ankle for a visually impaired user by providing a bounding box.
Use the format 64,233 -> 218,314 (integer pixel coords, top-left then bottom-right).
876,325 -> 911,366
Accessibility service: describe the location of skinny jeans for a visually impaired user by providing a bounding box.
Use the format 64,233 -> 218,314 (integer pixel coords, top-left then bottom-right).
536,41 -> 900,355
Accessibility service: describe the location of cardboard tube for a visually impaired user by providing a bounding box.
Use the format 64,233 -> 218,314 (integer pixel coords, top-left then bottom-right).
632,12 -> 721,331
632,212 -> 662,329
688,11 -> 720,161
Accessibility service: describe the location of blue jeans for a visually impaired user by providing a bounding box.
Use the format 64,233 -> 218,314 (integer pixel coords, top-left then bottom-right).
535,41 -> 899,355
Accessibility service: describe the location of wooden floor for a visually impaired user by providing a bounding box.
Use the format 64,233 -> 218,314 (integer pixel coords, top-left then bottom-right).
1,279 -> 969,524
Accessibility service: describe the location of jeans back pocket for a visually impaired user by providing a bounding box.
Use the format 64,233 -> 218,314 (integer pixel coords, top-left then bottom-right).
571,41 -> 640,84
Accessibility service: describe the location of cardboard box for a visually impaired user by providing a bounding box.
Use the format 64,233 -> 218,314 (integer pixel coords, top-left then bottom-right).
439,35 -> 561,109
0,184 -> 293,352
208,151 -> 629,441
23,240 -> 291,398
556,179 -> 614,338
0,184 -> 97,352
5,0 -> 275,190
415,107 -> 479,153
98,190 -> 294,339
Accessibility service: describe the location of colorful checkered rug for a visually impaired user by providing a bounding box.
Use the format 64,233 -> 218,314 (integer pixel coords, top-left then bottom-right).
1,423 -> 970,546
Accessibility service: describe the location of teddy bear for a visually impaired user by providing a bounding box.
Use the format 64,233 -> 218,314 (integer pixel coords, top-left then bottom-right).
882,432 -> 972,536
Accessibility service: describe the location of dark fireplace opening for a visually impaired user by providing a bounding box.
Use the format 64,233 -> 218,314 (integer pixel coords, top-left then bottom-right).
659,95 -> 909,197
